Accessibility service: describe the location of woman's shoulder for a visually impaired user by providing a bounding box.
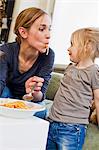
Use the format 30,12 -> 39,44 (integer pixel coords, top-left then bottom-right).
47,48 -> 55,63
0,42 -> 19,52
0,42 -> 20,63
49,47 -> 55,56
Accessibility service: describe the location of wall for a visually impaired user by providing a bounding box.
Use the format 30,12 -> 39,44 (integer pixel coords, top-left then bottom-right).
50,0 -> 99,65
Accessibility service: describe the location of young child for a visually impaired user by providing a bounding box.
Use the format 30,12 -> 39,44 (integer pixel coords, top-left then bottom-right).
46,28 -> 99,150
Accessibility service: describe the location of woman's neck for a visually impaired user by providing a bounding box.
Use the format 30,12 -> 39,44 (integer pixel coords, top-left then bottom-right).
19,42 -> 39,61
18,42 -> 39,73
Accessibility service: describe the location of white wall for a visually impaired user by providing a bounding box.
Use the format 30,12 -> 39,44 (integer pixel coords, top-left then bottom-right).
50,0 -> 99,65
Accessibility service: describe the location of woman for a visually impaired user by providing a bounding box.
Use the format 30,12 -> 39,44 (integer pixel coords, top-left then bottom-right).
0,7 -> 55,118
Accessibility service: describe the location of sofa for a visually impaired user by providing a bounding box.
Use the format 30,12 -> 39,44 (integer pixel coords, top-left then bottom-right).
44,69 -> 99,150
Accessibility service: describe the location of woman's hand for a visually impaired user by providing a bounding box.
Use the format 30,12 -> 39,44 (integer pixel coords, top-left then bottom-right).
25,76 -> 44,101
25,76 -> 44,93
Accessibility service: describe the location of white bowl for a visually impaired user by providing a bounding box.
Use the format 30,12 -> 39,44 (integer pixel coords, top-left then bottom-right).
0,98 -> 45,118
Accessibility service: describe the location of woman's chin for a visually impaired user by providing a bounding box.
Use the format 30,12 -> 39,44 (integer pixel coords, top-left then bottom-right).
39,48 -> 47,53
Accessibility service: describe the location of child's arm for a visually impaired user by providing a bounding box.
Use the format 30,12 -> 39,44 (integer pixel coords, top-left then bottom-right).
94,89 -> 99,126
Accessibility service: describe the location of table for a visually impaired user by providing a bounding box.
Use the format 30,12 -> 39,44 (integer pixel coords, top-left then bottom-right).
0,115 -> 49,150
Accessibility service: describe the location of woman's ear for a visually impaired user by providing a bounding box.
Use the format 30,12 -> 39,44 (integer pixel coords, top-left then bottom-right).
18,27 -> 28,39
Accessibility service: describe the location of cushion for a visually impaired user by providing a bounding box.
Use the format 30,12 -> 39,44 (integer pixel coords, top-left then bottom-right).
46,73 -> 63,100
83,124 -> 99,150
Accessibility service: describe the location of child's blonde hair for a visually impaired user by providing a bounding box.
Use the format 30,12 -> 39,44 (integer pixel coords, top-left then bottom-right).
71,27 -> 99,61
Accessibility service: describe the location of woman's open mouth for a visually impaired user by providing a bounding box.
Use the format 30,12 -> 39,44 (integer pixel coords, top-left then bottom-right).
45,43 -> 49,48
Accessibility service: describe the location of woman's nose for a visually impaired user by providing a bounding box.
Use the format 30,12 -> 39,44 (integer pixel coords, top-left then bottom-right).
45,30 -> 50,39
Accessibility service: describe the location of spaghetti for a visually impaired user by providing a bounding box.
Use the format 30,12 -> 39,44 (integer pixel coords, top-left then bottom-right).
0,101 -> 30,109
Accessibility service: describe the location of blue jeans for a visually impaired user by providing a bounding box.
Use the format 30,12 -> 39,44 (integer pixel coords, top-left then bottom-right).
0,87 -> 13,98
34,101 -> 47,119
46,121 -> 87,150
0,87 -> 47,119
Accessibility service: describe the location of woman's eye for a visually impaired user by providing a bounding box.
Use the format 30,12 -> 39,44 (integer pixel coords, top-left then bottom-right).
39,28 -> 45,31
49,28 -> 52,31
39,27 -> 51,32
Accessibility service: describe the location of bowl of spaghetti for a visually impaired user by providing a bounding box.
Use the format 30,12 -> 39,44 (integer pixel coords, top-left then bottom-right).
0,98 -> 45,118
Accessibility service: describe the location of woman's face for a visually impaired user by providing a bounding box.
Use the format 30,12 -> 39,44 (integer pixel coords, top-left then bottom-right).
25,14 -> 51,53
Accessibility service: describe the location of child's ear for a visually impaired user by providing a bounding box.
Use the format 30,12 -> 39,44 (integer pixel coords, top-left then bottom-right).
84,40 -> 92,51
18,27 -> 28,39
95,43 -> 99,57
84,40 -> 95,57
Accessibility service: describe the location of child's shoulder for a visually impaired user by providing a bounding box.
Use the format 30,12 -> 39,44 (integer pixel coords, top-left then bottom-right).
63,63 -> 74,75
92,64 -> 99,72
91,64 -> 99,80
64,62 -> 75,70
66,63 -> 73,69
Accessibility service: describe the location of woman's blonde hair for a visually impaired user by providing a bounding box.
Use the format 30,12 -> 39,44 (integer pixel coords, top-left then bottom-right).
71,27 -> 99,61
14,7 -> 48,44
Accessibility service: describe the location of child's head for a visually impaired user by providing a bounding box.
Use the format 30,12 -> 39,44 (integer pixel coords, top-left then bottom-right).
69,27 -> 99,62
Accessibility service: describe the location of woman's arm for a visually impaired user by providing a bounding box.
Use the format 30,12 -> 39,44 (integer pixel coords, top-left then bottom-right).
25,48 -> 55,102
0,51 -> 8,96
94,89 -> 99,126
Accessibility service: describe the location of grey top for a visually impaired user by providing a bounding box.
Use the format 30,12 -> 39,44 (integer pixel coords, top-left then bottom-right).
49,63 -> 99,124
